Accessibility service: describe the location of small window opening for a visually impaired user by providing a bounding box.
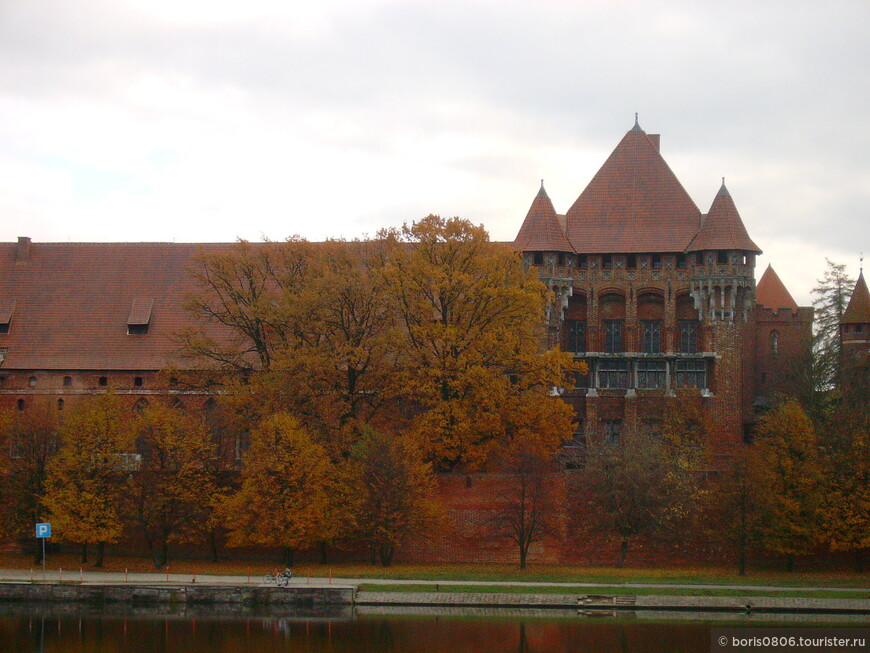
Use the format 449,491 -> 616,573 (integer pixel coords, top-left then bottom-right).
127,324 -> 149,335
677,254 -> 687,268
717,250 -> 728,265
626,254 -> 636,269
602,254 -> 612,269
857,324 -> 863,333
17,398 -> 25,411
134,376 -> 143,388
57,398 -> 64,411
63,376 -> 72,387
533,252 -> 543,265
770,331 -> 779,356
98,376 -> 108,387
558,253 -> 566,266
0,323 -> 8,335
577,255 -> 587,269
28,376 -> 37,387
651,254 -> 661,269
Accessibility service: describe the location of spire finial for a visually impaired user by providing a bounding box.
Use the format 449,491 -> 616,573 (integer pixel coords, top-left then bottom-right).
861,252 -> 864,274
540,178 -> 544,189
722,176 -> 725,186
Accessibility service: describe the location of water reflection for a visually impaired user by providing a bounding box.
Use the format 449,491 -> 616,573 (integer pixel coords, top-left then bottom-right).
1,605 -> 863,653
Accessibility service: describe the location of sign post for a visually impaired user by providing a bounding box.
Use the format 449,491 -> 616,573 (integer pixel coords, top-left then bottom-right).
35,523 -> 51,576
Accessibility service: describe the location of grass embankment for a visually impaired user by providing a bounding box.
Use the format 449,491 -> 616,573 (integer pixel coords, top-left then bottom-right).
1,554 -> 866,595
356,584 -> 869,600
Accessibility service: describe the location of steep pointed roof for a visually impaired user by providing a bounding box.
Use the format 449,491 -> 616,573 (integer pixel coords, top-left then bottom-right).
756,264 -> 798,312
564,124 -> 701,253
689,181 -> 762,253
842,271 -> 870,324
513,181 -> 574,253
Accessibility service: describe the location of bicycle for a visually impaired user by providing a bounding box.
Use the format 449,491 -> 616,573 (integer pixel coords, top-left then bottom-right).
263,568 -> 293,587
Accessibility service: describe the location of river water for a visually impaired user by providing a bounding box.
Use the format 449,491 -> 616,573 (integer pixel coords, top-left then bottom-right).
2,605 -> 864,652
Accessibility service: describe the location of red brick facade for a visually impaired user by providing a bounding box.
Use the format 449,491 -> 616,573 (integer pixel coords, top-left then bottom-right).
514,122 -> 813,454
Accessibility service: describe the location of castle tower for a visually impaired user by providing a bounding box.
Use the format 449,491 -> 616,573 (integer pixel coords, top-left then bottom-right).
513,181 -> 575,346
840,269 -> 870,392
513,120 -> 790,453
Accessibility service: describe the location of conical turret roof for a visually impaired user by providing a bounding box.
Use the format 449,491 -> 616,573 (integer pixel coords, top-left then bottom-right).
756,264 -> 798,312
565,123 -> 701,253
513,181 -> 574,253
842,271 -> 870,324
689,182 -> 762,253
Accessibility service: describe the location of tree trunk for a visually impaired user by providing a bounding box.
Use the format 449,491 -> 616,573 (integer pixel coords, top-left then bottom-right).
618,537 -> 629,567
738,548 -> 746,577
81,543 -> 88,564
95,542 -> 105,568
160,539 -> 169,569
519,544 -> 527,570
379,544 -> 395,567
209,530 -> 220,563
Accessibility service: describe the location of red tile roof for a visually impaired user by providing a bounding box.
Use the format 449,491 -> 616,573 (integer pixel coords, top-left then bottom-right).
0,242 -> 236,371
842,271 -> 870,324
755,265 -> 798,312
564,125 -> 702,253
513,182 -> 574,253
689,183 -> 761,253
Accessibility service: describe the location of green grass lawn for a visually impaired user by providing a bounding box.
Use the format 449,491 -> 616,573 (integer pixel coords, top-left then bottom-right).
2,554 -> 866,590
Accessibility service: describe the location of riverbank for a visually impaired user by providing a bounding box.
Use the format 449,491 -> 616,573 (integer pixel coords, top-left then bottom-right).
0,576 -> 867,615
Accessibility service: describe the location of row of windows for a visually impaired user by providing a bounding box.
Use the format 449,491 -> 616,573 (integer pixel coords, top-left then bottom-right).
532,251 -> 750,269
0,375 -> 146,389
14,395 -> 209,413
567,418 -> 700,446
565,320 -> 699,354
578,359 -> 707,390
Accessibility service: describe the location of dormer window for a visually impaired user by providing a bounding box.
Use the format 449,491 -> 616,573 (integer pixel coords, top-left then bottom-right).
0,302 -> 15,334
127,298 -> 154,335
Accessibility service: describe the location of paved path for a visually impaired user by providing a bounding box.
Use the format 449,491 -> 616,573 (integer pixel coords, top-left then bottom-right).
0,568 -> 866,594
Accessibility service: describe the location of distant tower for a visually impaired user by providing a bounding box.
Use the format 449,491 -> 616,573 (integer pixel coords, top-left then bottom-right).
840,266 -> 870,391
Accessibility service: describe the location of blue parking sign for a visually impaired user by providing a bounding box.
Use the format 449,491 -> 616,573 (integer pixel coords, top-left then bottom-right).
35,523 -> 51,538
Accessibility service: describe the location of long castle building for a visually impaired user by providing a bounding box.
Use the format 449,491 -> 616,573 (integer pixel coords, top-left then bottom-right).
0,120 -> 815,456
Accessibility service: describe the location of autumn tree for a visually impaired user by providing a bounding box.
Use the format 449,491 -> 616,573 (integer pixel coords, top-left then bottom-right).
581,425 -> 697,566
812,258 -> 854,390
818,404 -> 869,572
0,403 -> 60,562
379,215 -> 576,470
705,447 -> 762,575
351,429 -> 443,566
125,401 -> 217,570
749,399 -> 822,571
489,441 -> 564,569
221,413 -> 334,565
42,394 -> 133,567
180,238 -> 400,457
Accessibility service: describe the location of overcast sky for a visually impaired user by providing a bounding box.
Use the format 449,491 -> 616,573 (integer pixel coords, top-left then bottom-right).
1,0 -> 868,304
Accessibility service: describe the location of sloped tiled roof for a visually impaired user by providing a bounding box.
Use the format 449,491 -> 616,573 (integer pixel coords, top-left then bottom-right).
564,125 -> 702,253
842,271 -> 870,324
689,182 -> 761,253
513,182 -> 574,253
756,265 -> 798,312
0,242 -> 236,370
